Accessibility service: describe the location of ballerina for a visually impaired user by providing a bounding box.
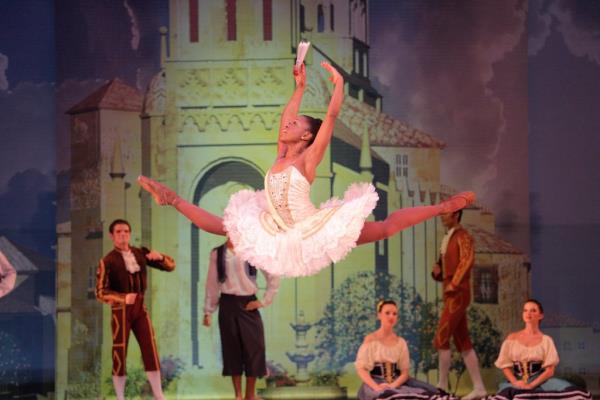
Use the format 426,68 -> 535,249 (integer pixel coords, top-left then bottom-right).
138,60 -> 474,277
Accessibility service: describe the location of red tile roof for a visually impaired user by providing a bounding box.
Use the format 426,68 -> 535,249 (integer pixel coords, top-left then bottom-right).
342,96 -> 446,149
67,78 -> 142,114
467,225 -> 524,255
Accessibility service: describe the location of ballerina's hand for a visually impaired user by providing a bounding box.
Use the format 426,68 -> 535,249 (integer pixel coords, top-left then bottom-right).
293,63 -> 306,88
320,61 -> 342,85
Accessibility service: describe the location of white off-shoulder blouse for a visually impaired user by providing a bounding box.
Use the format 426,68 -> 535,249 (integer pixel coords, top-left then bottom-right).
355,337 -> 411,373
494,334 -> 560,369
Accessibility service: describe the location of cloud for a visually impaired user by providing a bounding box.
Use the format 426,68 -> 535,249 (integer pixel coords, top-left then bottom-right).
0,53 -> 8,91
0,82 -> 55,191
551,0 -> 600,66
370,1 -> 527,220
123,0 -> 140,51
527,0 -> 600,64
528,0 -> 552,56
0,168 -> 54,230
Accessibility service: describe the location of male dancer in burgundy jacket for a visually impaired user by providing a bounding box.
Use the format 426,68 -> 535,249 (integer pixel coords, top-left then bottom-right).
96,219 -> 175,400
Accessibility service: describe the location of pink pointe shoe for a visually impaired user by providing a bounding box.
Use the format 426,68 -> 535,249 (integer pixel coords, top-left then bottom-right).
137,175 -> 179,206
439,191 -> 476,214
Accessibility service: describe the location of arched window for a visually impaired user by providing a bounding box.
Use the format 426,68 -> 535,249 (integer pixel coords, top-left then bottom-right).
330,4 -> 334,31
317,4 -> 324,32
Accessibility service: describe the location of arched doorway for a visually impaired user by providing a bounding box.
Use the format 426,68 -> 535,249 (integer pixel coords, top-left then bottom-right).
189,159 -> 264,367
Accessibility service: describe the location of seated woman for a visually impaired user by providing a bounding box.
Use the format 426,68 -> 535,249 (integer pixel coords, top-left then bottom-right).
490,299 -> 591,400
355,300 -> 457,400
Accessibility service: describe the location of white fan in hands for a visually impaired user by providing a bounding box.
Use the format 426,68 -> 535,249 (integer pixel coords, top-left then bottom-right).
295,39 -> 311,67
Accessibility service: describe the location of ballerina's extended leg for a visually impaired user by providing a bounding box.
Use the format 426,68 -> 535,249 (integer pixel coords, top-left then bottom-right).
357,191 -> 475,244
138,175 -> 226,236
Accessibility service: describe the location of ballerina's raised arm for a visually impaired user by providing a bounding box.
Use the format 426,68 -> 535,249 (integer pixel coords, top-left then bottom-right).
275,61 -> 344,183
300,62 -> 344,182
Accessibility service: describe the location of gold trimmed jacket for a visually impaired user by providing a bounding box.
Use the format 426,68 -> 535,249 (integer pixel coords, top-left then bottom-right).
432,227 -> 474,292
96,246 -> 175,305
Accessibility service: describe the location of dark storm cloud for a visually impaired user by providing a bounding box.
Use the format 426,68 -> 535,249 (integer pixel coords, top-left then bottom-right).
56,0 -> 165,90
552,0 -> 600,65
370,1 -> 528,222
0,0 -> 55,87
0,82 -> 56,191
528,0 -> 552,56
526,0 -> 600,63
557,0 -> 600,33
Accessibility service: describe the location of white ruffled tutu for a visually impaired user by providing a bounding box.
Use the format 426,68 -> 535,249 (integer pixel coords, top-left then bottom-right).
223,166 -> 378,277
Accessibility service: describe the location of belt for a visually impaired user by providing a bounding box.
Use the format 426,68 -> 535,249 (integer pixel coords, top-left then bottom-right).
370,362 -> 400,383
513,361 -> 543,381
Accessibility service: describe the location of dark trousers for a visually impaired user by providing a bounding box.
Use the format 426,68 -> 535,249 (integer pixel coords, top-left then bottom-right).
111,295 -> 160,376
218,294 -> 266,377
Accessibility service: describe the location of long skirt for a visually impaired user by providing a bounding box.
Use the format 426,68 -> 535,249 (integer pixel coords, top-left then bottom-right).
488,377 -> 592,400
357,377 -> 458,400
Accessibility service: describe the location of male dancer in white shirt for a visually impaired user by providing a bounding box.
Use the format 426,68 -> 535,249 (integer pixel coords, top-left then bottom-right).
203,240 -> 280,400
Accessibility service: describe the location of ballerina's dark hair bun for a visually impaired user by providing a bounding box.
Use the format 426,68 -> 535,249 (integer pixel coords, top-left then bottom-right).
302,115 -> 323,145
376,299 -> 397,312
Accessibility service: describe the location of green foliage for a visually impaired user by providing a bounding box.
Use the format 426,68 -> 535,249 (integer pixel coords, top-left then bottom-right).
467,306 -> 502,368
124,368 -> 153,399
66,363 -> 101,399
102,355 -> 185,399
160,355 -> 185,389
308,370 -> 342,386
315,271 -> 502,392
314,271 -> 429,374
415,300 -> 442,374
266,361 -> 295,387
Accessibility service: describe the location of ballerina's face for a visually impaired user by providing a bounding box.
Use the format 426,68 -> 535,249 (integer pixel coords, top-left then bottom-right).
378,304 -> 398,328
281,116 -> 313,144
522,301 -> 544,325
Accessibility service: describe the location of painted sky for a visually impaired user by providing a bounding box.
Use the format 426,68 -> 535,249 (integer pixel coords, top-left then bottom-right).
367,0 -> 600,322
0,0 -> 599,321
370,0 -> 529,227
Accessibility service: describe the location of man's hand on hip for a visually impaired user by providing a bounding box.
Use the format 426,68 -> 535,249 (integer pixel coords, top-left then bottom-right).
125,293 -> 137,304
245,300 -> 263,311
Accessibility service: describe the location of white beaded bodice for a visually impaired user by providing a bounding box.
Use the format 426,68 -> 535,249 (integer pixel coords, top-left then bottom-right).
266,166 -> 317,227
